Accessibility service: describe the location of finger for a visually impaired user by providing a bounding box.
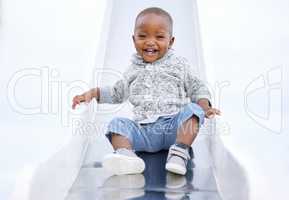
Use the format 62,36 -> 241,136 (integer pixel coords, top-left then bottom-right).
206,109 -> 218,118
209,112 -> 216,118
77,95 -> 85,102
72,102 -> 77,109
206,114 -> 215,119
72,99 -> 80,109
205,111 -> 214,118
211,108 -> 221,115
72,96 -> 82,108
73,95 -> 80,102
206,109 -> 214,115
209,108 -> 221,115
74,96 -> 85,105
213,108 -> 221,115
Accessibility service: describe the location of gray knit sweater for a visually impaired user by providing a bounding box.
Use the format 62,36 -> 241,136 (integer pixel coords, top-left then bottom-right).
99,49 -> 211,123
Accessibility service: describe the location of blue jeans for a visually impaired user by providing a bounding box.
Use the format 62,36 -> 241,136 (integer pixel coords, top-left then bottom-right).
106,103 -> 205,152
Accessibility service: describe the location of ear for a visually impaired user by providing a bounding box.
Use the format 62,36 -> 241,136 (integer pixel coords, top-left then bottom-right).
169,37 -> 175,49
132,35 -> 136,43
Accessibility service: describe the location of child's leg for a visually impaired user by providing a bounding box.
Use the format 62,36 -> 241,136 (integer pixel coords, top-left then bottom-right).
103,133 -> 145,175
176,115 -> 199,146
166,116 -> 199,175
106,117 -> 157,152
165,103 -> 204,175
111,133 -> 132,150
103,117 -> 147,175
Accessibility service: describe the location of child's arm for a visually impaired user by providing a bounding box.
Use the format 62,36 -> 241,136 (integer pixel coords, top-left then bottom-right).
183,63 -> 221,118
72,79 -> 128,109
72,65 -> 134,109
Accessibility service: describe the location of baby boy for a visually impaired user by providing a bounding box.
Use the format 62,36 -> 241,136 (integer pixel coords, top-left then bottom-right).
72,7 -> 220,175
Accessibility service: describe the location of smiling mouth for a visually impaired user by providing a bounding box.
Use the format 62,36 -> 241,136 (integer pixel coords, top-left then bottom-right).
143,48 -> 158,56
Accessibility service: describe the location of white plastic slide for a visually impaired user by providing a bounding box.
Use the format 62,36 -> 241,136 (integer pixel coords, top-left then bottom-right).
12,0 -> 250,199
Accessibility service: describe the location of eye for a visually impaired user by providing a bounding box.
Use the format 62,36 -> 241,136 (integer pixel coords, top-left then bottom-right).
137,34 -> 146,38
156,35 -> 165,39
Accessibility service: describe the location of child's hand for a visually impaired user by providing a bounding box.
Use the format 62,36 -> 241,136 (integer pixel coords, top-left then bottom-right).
72,91 -> 93,109
204,107 -> 221,119
197,99 -> 221,119
72,88 -> 99,109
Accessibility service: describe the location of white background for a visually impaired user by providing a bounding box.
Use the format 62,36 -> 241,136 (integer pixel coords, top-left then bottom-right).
0,0 -> 288,199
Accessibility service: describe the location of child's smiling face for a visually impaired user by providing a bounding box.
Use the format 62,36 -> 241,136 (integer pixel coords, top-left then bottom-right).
133,13 -> 174,63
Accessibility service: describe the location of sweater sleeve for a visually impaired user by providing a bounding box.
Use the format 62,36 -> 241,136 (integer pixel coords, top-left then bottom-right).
98,65 -> 136,104
98,80 -> 129,104
184,64 -> 212,104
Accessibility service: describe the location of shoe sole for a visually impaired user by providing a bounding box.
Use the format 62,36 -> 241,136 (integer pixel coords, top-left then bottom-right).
102,154 -> 145,175
165,163 -> 186,175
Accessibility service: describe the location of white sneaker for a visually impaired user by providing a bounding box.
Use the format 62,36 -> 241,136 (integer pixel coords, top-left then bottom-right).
102,148 -> 145,175
165,145 -> 191,175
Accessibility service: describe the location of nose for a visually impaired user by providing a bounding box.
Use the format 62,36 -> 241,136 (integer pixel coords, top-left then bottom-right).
145,37 -> 156,46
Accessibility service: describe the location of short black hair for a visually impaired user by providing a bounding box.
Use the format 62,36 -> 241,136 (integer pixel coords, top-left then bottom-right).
135,7 -> 173,36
